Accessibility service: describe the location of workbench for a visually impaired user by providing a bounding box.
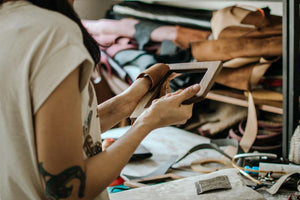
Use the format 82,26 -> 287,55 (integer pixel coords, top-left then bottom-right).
102,126 -> 298,200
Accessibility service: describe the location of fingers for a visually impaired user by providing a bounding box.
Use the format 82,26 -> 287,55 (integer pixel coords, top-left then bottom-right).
172,84 -> 200,104
154,84 -> 199,104
164,89 -> 182,98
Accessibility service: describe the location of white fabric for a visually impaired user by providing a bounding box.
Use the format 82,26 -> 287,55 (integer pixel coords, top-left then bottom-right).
0,1 -> 108,199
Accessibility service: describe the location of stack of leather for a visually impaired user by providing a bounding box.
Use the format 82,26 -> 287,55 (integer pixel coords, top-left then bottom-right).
86,2 -> 215,95
89,3 -> 286,150
109,1 -> 213,30
191,5 -> 282,92
185,5 -> 285,154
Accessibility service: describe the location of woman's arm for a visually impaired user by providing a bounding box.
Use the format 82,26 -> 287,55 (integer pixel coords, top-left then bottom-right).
35,66 -> 200,199
35,68 -> 86,199
97,77 -> 151,133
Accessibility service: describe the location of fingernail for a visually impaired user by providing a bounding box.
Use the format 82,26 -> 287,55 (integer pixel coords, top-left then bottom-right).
192,84 -> 200,90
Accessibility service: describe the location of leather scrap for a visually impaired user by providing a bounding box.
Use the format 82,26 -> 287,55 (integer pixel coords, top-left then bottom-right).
136,63 -> 170,90
195,175 -> 232,194
289,125 -> 300,164
211,6 -> 252,39
191,36 -> 282,61
239,92 -> 258,153
134,20 -> 162,50
266,172 -> 300,195
173,25 -> 211,49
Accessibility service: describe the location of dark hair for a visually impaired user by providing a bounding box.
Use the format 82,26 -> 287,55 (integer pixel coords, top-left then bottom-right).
0,0 -> 100,66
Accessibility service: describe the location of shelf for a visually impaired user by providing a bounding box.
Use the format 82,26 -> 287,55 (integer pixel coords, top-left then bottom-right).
118,0 -> 299,158
206,90 -> 283,114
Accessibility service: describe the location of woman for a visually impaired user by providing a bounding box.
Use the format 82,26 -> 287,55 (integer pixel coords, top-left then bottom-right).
0,0 -> 200,199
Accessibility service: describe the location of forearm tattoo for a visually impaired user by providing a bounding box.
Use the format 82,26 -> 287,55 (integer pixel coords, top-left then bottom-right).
39,163 -> 86,199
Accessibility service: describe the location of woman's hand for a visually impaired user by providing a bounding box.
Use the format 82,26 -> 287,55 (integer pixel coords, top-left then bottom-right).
120,77 -> 152,117
97,77 -> 151,132
136,84 -> 200,128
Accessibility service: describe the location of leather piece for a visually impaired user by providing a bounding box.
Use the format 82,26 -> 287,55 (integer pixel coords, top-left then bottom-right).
197,101 -> 248,136
241,8 -> 282,28
191,159 -> 232,173
244,90 -> 283,102
228,129 -> 282,152
122,155 -> 178,180
159,40 -> 178,56
257,120 -> 283,132
266,172 -> 300,195
134,20 -> 162,50
222,57 -> 261,68
136,63 -> 170,90
173,25 -> 211,49
191,36 -> 282,61
112,1 -> 212,29
239,121 -> 281,145
228,106 -> 283,153
211,6 -> 252,39
216,63 -> 254,90
289,125 -> 300,164
114,49 -> 157,71
105,37 -> 137,58
219,24 -> 282,39
249,57 -> 277,86
239,92 -> 258,153
173,139 -> 239,166
196,5 -> 283,91
216,57 -> 279,90
211,5 -> 281,39
195,175 -> 231,194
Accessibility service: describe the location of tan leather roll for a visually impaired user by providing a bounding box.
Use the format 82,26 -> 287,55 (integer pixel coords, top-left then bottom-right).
136,63 -> 170,90
218,24 -> 282,39
191,36 -> 282,61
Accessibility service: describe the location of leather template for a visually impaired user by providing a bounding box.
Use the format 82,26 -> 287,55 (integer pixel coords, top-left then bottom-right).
130,61 -> 223,121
